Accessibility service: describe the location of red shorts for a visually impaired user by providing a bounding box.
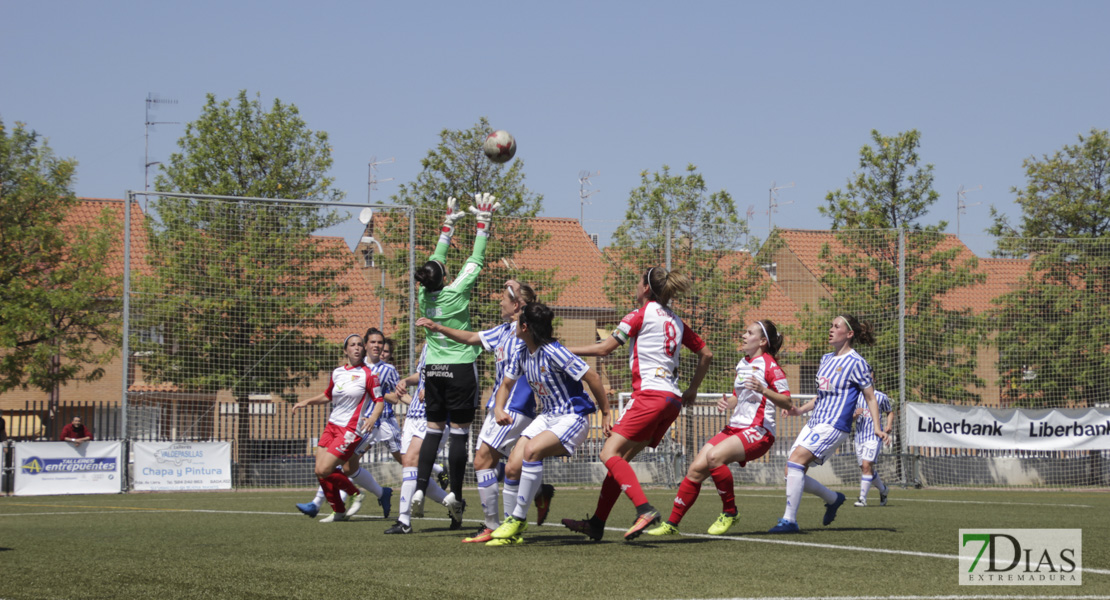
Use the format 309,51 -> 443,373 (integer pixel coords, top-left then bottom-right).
707,425 -> 775,467
319,422 -> 364,462
612,390 -> 683,448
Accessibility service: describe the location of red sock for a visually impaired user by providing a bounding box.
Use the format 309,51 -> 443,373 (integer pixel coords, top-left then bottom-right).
594,474 -> 622,521
319,477 -> 344,513
668,477 -> 702,525
710,465 -> 736,514
605,456 -> 648,508
324,472 -> 358,510
338,474 -> 359,497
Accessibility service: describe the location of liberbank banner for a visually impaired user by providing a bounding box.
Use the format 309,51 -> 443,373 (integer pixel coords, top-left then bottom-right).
132,442 -> 232,491
906,402 -> 1110,450
14,441 -> 123,496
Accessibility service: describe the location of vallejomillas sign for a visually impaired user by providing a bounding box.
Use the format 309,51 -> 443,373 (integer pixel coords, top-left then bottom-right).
132,441 -> 232,491
906,402 -> 1110,450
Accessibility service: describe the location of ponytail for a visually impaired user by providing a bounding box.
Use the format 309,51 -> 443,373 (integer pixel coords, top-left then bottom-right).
415,260 -> 446,292
518,302 -> 556,346
644,267 -> 693,306
840,314 -> 875,346
758,319 -> 785,357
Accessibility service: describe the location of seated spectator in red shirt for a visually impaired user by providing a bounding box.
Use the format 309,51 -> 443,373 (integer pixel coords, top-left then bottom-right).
60,417 -> 93,444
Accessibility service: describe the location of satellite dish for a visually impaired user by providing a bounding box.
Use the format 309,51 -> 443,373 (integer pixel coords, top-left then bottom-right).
358,207 -> 374,225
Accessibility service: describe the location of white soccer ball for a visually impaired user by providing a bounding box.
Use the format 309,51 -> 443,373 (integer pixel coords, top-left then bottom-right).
482,130 -> 517,164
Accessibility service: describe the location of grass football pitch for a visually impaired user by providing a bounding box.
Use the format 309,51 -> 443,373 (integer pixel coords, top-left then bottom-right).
1,486 -> 1106,600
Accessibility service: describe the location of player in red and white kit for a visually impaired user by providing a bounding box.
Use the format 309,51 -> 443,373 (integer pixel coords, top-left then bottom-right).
563,266 -> 713,541
292,334 -> 386,522
647,319 -> 793,537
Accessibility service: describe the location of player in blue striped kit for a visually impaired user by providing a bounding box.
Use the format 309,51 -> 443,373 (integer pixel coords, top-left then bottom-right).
768,314 -> 889,533
486,302 -> 612,546
417,279 -> 557,544
852,367 -> 894,507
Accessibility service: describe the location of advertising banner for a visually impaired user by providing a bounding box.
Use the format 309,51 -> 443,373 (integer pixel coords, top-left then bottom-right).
906,403 -> 1110,450
132,441 -> 232,491
14,441 -> 123,496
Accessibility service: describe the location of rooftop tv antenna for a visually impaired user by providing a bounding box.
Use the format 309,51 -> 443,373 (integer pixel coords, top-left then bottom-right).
768,181 -> 795,231
745,204 -> 757,246
367,157 -> 395,203
145,93 -> 179,191
578,170 -> 601,224
956,184 -> 982,238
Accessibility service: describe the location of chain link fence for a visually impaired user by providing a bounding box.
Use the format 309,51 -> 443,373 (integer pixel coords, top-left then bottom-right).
6,193 -> 1107,493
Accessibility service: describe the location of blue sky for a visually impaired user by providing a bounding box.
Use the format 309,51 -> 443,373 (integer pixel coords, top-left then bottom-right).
3,1 -> 1107,257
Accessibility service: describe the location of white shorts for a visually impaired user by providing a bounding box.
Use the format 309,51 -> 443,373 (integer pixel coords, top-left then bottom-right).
478,409 -> 534,457
520,412 -> 590,457
377,417 -> 402,454
354,416 -> 402,456
400,415 -> 448,455
855,437 -> 881,464
790,422 -> 849,465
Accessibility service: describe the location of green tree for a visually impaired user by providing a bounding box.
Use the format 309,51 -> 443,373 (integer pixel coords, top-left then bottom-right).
987,128 -> 1110,407
380,118 -> 556,373
0,119 -> 121,401
138,92 -> 349,457
810,129 -> 985,404
608,164 -> 763,394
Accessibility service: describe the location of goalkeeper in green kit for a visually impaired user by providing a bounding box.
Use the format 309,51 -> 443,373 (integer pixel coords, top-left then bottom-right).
410,193 -> 500,523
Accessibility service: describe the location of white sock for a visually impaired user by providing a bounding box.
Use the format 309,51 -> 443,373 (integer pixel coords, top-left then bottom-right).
426,478 -> 448,503
312,487 -> 325,508
398,467 -> 417,526
339,490 -> 349,502
502,478 -> 520,521
783,462 -> 805,522
476,468 -> 501,529
803,474 -> 838,504
512,460 -> 543,520
432,463 -> 445,475
874,473 -> 888,494
350,468 -> 384,498
859,475 -> 873,500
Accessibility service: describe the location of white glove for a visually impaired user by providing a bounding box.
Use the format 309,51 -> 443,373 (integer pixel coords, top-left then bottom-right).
441,196 -> 468,236
467,192 -> 501,231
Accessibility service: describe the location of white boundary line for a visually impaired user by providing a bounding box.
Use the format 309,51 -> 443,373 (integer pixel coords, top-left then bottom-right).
590,525 -> 1110,577
4,506 -> 1107,578
733,493 -> 1095,509
688,597 -> 1110,600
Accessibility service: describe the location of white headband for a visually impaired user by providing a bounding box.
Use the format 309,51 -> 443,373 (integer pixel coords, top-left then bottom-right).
343,333 -> 361,347
756,321 -> 769,341
838,316 -> 853,333
646,267 -> 661,299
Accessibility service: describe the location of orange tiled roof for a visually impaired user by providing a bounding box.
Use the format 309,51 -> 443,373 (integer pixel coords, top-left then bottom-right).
772,229 -> 1028,314
310,236 -> 391,342
718,250 -> 805,351
943,257 -> 1031,314
362,213 -> 614,310
72,198 -> 384,344
69,198 -> 151,279
512,217 -> 612,309
775,229 -> 976,279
